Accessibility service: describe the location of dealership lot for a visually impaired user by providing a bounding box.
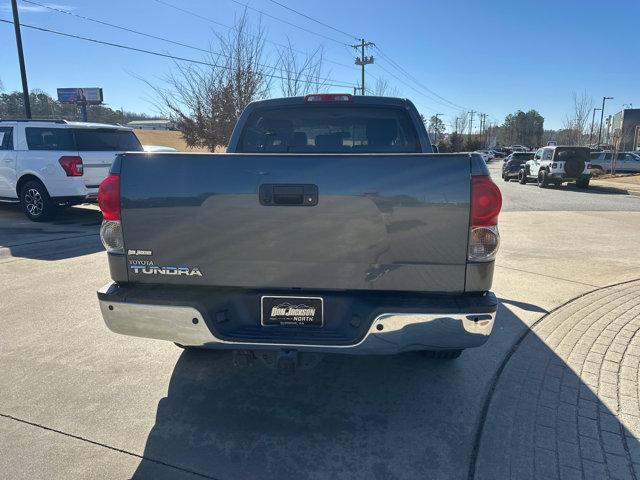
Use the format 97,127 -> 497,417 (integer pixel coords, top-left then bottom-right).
2,162 -> 640,479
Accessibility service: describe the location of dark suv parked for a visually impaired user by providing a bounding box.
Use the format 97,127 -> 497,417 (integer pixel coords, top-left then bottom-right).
502,152 -> 534,181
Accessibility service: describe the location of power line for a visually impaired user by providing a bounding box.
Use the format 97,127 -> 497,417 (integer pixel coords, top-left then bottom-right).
266,0 -> 359,41
0,18 -> 356,89
374,46 -> 467,111
226,0 -> 349,46
19,0 -> 354,88
152,0 -> 355,70
23,0 -> 211,53
373,61 -> 438,111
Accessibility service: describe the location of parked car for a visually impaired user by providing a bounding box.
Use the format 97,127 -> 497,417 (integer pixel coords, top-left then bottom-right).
478,149 -> 495,160
96,94 -> 502,371
142,145 -> 178,152
490,149 -> 506,158
590,151 -> 640,173
0,120 -> 143,221
510,144 -> 528,152
475,150 -> 491,162
518,146 -> 591,188
501,151 -> 535,181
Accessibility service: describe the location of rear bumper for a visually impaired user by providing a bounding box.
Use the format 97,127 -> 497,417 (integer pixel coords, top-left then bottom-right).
97,282 -> 497,354
547,172 -> 591,181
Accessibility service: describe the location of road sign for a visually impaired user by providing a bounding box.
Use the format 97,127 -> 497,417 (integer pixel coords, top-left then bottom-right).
57,87 -> 103,105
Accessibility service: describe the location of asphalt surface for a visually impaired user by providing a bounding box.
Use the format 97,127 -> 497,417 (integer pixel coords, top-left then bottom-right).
1,161 -> 640,479
497,164 -> 640,212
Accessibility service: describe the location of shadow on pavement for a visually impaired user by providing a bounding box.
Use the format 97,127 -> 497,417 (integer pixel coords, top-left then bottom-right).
129,292 -> 640,480
497,298 -> 548,313
517,182 -> 630,196
0,204 -> 103,261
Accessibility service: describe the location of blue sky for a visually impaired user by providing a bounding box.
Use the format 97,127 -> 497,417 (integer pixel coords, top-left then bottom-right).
0,0 -> 638,129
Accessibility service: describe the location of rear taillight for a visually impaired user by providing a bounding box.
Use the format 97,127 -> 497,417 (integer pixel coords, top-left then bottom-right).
468,176 -> 502,262
304,93 -> 352,102
98,174 -> 120,221
98,174 -> 123,253
59,156 -> 83,176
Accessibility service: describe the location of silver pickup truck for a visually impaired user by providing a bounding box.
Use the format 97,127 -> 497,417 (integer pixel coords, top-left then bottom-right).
96,94 -> 502,371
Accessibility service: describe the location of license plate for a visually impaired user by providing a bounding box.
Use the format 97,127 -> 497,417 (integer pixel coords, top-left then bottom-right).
261,296 -> 323,327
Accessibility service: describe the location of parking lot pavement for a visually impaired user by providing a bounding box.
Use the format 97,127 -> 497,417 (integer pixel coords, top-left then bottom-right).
494,163 -> 640,213
1,167 -> 640,479
0,203 -> 102,263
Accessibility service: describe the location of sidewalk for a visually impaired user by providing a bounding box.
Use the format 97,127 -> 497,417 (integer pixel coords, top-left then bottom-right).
591,175 -> 640,197
474,280 -> 640,480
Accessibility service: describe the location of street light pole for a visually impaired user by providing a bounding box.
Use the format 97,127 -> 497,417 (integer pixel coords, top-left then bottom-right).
597,97 -> 613,147
589,107 -> 601,146
434,113 -> 443,144
11,0 -> 31,118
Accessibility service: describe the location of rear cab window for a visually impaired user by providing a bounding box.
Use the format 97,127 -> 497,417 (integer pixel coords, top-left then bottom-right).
238,105 -> 421,153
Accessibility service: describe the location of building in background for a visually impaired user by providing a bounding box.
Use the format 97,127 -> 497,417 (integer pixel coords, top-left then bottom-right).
612,109 -> 640,151
126,119 -> 175,130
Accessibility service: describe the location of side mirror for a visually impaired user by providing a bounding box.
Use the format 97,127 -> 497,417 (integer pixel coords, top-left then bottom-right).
431,144 -> 439,153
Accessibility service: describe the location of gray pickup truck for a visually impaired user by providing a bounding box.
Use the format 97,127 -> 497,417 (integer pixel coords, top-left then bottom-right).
96,94 -> 502,371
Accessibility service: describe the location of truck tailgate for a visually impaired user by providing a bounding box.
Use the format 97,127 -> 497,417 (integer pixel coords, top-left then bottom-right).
119,153 -> 471,292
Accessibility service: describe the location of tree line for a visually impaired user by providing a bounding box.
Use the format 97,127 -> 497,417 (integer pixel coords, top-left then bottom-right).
0,89 -> 157,125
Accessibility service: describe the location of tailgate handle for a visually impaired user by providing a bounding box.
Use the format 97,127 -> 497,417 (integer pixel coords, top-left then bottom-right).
259,184 -> 318,206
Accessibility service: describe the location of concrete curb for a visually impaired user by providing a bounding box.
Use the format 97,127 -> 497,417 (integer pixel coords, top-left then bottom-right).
590,180 -> 640,197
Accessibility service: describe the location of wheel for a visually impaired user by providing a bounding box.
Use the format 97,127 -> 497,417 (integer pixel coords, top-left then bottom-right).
575,178 -> 590,189
518,169 -> 528,184
502,173 -> 509,182
422,349 -> 463,360
537,170 -> 549,188
591,167 -> 604,176
19,180 -> 57,222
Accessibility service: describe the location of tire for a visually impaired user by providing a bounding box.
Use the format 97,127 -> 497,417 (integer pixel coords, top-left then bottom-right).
19,180 -> 57,222
537,170 -> 549,188
576,178 -> 590,189
518,169 -> 528,184
422,349 -> 463,360
502,173 -> 509,182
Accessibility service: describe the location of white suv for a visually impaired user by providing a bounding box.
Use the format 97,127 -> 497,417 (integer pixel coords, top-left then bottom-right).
0,120 -> 142,221
518,146 -> 591,189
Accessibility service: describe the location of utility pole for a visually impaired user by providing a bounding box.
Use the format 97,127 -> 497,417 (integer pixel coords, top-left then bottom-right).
433,113 -> 443,144
454,117 -> 459,134
352,39 -> 374,95
11,0 -> 31,118
589,107 -> 601,145
597,96 -> 613,147
469,110 -> 476,136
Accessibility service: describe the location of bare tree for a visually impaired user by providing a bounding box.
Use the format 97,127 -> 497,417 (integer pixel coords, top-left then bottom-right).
147,12 -> 271,151
562,91 -> 593,145
453,111 -> 469,134
372,77 -> 399,96
277,39 -> 327,96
